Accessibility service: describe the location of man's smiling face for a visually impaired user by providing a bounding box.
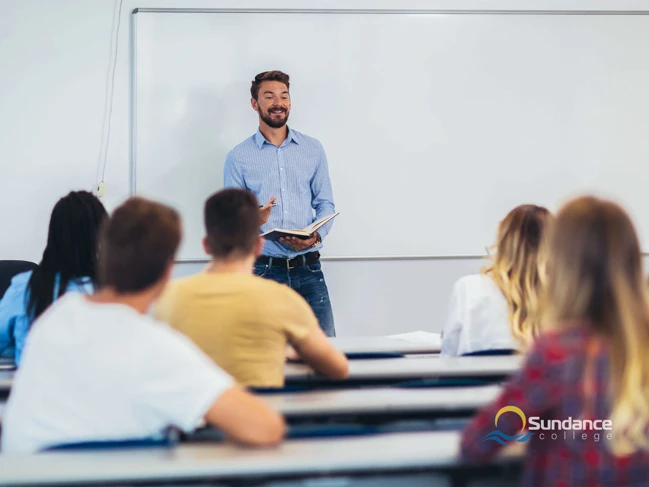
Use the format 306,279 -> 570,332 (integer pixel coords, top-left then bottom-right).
252,80 -> 291,129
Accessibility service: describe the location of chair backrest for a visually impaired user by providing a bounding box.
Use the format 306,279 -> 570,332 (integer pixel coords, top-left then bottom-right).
0,261 -> 38,300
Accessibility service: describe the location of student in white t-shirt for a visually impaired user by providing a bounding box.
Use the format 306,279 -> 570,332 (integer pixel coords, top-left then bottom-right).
1,197 -> 285,454
441,205 -> 552,356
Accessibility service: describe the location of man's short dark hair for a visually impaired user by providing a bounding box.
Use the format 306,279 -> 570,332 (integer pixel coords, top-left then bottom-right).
204,189 -> 260,259
250,70 -> 290,100
99,197 -> 181,293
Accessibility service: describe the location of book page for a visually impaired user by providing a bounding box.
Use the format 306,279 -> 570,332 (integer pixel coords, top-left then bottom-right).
303,213 -> 339,234
386,331 -> 441,347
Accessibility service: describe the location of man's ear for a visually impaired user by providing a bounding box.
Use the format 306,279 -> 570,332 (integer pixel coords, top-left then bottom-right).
202,237 -> 211,256
251,97 -> 259,112
255,236 -> 264,258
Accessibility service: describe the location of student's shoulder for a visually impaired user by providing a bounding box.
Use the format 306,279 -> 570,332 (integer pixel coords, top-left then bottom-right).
0,271 -> 32,307
27,294 -> 85,336
66,276 -> 93,293
153,275 -> 205,320
170,273 -> 205,288
531,327 -> 591,362
123,312 -> 206,367
452,273 -> 496,295
162,274 -> 205,298
8,270 -> 33,289
129,310 -> 188,349
518,329 -> 592,384
139,311 -> 230,369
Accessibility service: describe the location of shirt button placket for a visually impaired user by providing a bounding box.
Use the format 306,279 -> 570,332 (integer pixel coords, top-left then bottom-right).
278,148 -> 287,226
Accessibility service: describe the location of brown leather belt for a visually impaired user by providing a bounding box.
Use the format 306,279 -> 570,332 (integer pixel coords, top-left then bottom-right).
256,251 -> 320,269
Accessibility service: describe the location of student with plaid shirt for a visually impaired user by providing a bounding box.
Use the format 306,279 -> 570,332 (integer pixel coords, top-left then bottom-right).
461,196 -> 649,487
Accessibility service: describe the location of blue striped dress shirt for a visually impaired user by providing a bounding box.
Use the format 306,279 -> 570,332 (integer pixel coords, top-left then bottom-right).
224,127 -> 336,258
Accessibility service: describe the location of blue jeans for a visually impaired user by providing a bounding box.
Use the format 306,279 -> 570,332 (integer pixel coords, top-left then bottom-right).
254,260 -> 336,337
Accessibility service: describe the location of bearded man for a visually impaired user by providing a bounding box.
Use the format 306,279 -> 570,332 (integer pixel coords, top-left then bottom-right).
224,70 -> 337,337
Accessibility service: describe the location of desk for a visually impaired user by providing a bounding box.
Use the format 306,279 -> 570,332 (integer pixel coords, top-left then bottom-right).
330,336 -> 440,355
284,355 -> 521,385
261,385 -> 501,419
0,431 -> 521,486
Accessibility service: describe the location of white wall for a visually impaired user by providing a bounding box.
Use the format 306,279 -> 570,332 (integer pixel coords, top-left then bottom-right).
174,258 -> 485,336
0,0 -> 114,258
1,0 -> 648,336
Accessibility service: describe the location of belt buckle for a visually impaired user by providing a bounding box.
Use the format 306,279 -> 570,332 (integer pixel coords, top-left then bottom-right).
287,257 -> 295,270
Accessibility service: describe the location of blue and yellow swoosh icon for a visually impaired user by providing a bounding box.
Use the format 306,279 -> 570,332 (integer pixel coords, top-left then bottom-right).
483,405 -> 534,445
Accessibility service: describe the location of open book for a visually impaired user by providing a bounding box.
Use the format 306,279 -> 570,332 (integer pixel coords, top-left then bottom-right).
261,213 -> 339,241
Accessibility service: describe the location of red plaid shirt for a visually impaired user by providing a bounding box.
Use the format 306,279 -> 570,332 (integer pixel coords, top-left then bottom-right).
461,327 -> 649,487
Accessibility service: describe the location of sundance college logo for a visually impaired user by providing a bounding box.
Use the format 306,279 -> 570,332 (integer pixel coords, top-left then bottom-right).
484,406 -> 614,445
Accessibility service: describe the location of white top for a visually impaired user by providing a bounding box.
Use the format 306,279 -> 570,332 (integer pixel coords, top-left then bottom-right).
441,274 -> 517,356
1,294 -> 234,454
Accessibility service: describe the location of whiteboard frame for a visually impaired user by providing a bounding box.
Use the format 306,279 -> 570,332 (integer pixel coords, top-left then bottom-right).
130,7 -> 649,262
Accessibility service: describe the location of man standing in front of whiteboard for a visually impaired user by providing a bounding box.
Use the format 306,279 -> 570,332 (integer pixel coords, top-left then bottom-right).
223,70 -> 337,337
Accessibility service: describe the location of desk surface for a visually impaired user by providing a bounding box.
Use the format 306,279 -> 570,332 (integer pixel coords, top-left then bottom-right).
261,385 -> 501,417
0,430 -> 520,486
0,387 -> 500,427
0,357 -> 517,392
0,355 -> 522,392
285,355 -> 521,382
330,336 -> 440,354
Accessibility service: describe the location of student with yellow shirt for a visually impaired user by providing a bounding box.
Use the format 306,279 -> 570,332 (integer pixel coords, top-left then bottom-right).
154,189 -> 348,388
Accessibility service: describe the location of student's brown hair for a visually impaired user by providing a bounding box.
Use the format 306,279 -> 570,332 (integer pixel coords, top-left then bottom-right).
250,70 -> 290,100
543,196 -> 649,456
98,197 -> 181,292
204,189 -> 260,259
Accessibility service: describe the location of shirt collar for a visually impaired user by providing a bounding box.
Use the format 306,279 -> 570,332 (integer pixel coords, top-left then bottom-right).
254,127 -> 300,149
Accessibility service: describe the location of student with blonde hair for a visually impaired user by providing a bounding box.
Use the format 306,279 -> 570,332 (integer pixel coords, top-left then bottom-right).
461,196 -> 649,486
441,204 -> 551,355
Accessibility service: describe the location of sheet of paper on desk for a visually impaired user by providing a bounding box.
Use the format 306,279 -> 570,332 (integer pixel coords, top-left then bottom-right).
385,331 -> 441,347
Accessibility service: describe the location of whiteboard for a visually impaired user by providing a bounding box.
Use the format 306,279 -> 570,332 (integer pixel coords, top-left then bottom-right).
133,10 -> 649,260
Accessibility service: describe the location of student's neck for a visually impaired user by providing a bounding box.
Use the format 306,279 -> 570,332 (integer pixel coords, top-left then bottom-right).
207,255 -> 256,275
259,122 -> 288,147
87,288 -> 154,314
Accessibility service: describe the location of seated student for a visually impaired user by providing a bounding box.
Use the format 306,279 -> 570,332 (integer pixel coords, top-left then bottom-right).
441,204 -> 551,356
461,196 -> 649,486
0,191 -> 107,364
1,197 -> 284,453
154,189 -> 348,388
